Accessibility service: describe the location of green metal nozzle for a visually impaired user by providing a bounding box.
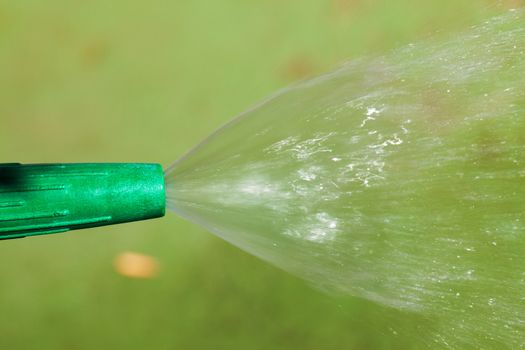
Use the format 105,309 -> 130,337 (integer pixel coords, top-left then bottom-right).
0,163 -> 166,240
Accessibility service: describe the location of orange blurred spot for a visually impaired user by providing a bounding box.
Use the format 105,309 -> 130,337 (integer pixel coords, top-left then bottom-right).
279,55 -> 317,82
81,40 -> 109,68
114,252 -> 159,279
498,0 -> 525,9
332,0 -> 362,15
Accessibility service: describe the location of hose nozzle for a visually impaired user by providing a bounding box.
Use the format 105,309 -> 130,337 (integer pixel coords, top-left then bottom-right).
0,163 -> 166,240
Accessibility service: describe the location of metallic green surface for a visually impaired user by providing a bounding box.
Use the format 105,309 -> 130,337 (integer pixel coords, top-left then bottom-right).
0,163 -> 166,239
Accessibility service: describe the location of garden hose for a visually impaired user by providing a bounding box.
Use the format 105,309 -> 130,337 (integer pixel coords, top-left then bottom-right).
0,163 -> 165,240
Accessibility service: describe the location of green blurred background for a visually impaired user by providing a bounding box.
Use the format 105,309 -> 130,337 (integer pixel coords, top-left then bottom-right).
0,1 -> 521,349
